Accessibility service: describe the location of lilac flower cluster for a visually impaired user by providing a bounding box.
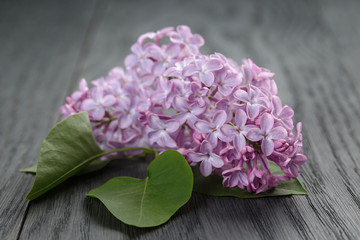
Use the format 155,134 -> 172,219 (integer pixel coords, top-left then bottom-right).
60,25 -> 307,193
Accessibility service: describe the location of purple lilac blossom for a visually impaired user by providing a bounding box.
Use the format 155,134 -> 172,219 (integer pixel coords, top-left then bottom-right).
60,25 -> 307,194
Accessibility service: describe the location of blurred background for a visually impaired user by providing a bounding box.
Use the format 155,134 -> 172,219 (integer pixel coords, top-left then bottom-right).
1,0 -> 360,239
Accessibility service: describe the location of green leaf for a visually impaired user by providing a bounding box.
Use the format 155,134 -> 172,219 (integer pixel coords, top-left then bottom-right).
26,112 -> 103,200
76,158 -> 112,175
193,162 -> 308,198
21,158 -> 112,176
87,150 -> 193,228
20,164 -> 37,173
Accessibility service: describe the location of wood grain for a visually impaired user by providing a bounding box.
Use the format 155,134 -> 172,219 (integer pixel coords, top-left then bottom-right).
0,0 -> 97,239
1,0 -> 360,239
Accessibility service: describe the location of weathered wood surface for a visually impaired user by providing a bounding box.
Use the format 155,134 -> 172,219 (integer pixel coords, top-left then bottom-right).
1,0 -> 360,239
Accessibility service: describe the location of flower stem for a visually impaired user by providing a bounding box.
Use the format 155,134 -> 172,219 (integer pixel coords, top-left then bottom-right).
99,147 -> 158,159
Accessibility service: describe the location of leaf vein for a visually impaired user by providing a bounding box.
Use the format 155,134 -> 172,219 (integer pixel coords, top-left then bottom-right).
138,177 -> 149,224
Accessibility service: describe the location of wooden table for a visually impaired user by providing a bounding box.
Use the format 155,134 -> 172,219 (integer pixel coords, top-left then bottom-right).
1,0 -> 360,239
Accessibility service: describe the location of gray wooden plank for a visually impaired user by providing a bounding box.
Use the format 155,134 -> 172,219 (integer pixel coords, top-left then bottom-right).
0,0 -> 97,239
11,0 -> 360,239
318,0 -> 360,91
242,0 -> 360,238
233,1 -> 360,238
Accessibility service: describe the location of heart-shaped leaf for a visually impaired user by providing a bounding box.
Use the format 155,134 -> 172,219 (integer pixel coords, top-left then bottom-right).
193,162 -> 308,198
26,112 -> 103,200
87,150 -> 193,227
